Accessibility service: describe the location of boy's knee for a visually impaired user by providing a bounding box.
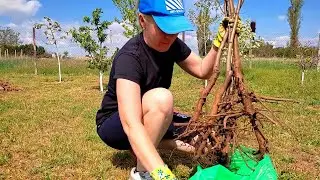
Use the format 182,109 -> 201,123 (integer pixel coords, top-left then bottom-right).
142,88 -> 173,113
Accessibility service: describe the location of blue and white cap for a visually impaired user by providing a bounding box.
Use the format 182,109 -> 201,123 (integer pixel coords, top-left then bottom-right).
139,0 -> 195,34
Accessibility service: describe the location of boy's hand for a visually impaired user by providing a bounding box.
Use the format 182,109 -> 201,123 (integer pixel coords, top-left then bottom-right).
150,164 -> 177,180
213,17 -> 242,48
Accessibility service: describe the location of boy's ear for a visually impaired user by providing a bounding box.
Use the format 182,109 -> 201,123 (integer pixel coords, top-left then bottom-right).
138,14 -> 145,29
138,14 -> 147,29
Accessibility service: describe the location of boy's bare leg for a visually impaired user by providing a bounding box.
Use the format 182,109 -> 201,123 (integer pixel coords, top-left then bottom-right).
158,139 -> 195,153
136,88 -> 174,172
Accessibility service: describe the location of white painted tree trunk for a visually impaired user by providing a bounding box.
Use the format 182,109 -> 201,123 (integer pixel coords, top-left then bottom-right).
33,27 -> 37,75
34,61 -> 38,75
55,44 -> 62,83
99,70 -> 104,92
301,71 -> 305,85
57,53 -> 62,83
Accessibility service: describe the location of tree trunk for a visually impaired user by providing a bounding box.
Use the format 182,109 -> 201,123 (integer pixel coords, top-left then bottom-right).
55,44 -> 62,83
57,54 -> 62,82
249,48 -> 253,69
99,70 -> 104,92
301,70 -> 305,85
203,17 -> 208,88
33,27 -> 38,75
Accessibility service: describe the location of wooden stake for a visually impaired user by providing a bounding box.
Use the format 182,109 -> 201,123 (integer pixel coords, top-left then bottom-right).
33,27 -> 38,75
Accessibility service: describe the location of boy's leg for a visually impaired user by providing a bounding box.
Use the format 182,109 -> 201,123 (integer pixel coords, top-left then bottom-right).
158,112 -> 195,153
136,88 -> 174,172
158,139 -> 195,153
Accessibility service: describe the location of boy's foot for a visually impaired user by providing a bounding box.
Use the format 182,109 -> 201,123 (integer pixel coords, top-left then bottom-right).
129,167 -> 152,180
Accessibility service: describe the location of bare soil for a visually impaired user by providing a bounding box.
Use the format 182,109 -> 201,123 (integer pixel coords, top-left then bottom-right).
0,80 -> 21,92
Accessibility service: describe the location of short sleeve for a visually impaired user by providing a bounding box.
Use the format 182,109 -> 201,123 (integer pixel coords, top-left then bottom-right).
113,53 -> 143,84
171,37 -> 192,63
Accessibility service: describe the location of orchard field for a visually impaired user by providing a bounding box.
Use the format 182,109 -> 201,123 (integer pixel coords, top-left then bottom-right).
0,58 -> 319,179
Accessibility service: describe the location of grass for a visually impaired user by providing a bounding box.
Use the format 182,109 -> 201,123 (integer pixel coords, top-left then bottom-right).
0,58 -> 319,179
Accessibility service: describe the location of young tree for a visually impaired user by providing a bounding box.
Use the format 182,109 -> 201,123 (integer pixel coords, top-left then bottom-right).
287,0 -> 304,49
297,44 -> 318,84
35,17 -> 67,83
70,8 -> 113,92
188,0 -> 220,89
188,0 -> 220,56
112,0 -> 141,38
237,19 -> 262,68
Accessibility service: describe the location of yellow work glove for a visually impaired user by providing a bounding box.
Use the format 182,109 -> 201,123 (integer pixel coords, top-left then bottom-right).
150,164 -> 177,180
213,17 -> 242,48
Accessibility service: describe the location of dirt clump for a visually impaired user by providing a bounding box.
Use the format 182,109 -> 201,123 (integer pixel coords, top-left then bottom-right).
0,80 -> 21,92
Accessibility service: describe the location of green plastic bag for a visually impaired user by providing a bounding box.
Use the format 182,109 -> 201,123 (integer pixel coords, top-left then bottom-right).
189,146 -> 277,180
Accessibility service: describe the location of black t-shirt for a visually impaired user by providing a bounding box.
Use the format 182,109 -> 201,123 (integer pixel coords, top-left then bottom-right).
96,33 -> 191,125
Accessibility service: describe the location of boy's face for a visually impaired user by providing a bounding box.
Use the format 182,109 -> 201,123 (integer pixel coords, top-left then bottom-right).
140,14 -> 178,52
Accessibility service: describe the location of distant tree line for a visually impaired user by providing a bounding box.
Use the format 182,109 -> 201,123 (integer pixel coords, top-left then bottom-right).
252,0 -> 315,59
0,44 -> 50,57
0,27 -> 50,57
252,41 -> 318,58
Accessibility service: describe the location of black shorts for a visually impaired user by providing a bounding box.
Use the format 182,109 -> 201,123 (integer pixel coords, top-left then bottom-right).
97,112 -> 191,150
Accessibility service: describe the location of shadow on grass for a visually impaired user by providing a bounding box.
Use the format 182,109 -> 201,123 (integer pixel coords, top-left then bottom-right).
111,149 -> 196,170
160,150 -> 196,169
91,85 -> 101,90
111,151 -> 136,169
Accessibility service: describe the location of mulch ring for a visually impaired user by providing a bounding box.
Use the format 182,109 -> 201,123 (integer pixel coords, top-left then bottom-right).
0,80 -> 22,92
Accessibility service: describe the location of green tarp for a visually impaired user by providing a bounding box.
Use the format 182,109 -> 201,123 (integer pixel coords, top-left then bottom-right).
189,146 -> 277,180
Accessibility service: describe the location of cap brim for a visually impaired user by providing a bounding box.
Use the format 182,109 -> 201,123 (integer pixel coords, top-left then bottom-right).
152,15 -> 195,34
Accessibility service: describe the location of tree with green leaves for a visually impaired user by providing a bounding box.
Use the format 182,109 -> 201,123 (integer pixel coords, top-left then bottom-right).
62,51 -> 69,59
287,0 -> 304,48
218,19 -> 262,69
188,0 -> 220,94
0,27 -> 20,46
238,19 -> 262,68
188,0 -> 220,56
112,0 -> 141,38
35,17 -> 67,83
70,8 -> 114,92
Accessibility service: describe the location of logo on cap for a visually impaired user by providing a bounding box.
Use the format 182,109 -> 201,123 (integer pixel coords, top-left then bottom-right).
165,0 -> 184,13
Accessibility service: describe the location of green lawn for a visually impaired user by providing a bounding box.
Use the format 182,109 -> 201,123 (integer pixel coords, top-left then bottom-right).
0,58 -> 319,179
